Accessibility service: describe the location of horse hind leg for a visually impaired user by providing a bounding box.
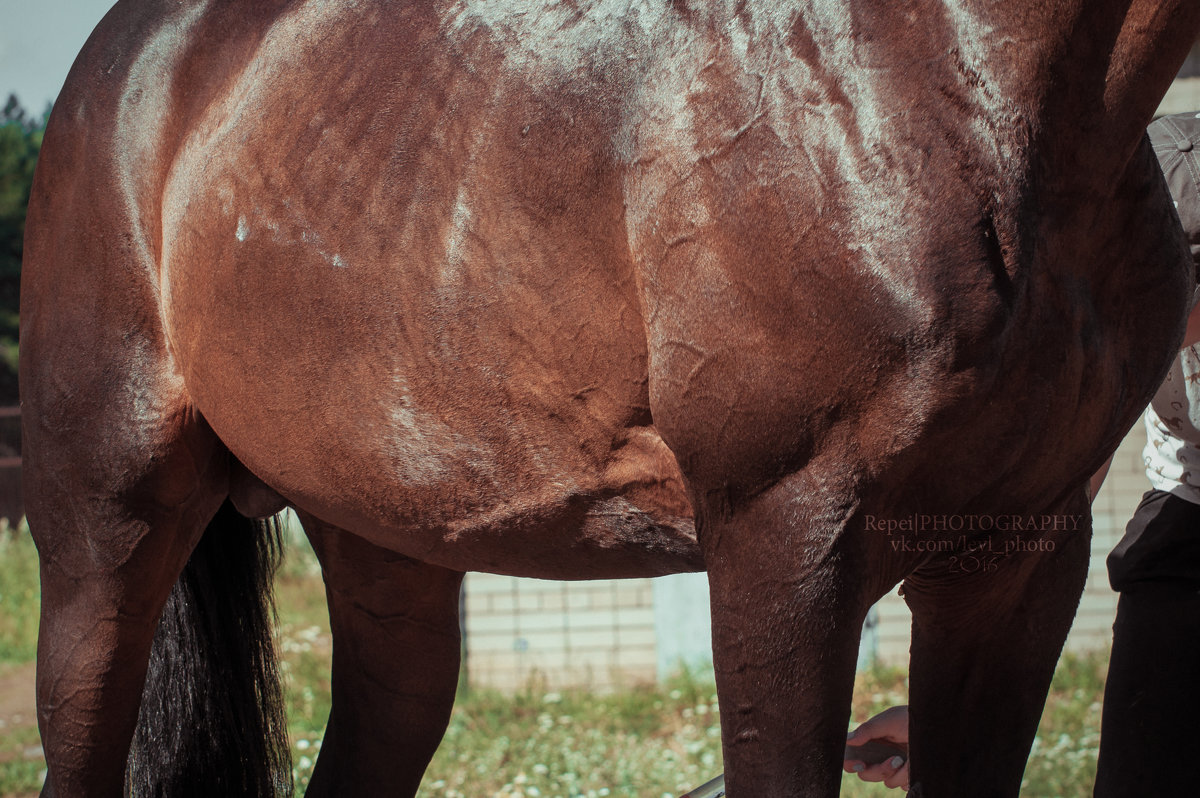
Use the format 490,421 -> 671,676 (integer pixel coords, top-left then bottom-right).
23,64 -> 290,791
24,333 -> 290,795
23,356 -> 223,796
298,512 -> 464,798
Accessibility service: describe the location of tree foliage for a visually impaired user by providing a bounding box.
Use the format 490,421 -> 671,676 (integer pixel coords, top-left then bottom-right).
0,94 -> 47,404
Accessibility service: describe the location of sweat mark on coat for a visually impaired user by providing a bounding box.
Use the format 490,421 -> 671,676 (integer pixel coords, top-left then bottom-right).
441,190 -> 475,289
386,374 -> 489,487
441,0 -> 669,83
233,208 -> 348,269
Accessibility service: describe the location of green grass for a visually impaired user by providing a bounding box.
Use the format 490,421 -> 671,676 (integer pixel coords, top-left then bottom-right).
274,539 -> 333,793
0,712 -> 43,798
0,525 -> 1112,797
1021,652 -> 1107,797
421,669 -> 724,797
0,526 -> 39,664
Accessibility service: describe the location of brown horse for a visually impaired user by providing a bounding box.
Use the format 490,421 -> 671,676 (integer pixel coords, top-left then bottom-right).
20,0 -> 1200,795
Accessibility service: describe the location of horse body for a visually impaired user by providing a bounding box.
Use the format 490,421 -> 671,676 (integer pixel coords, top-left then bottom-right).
21,0 -> 1200,795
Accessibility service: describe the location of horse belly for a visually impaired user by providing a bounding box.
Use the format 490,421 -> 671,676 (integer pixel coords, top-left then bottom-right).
163,233 -> 701,576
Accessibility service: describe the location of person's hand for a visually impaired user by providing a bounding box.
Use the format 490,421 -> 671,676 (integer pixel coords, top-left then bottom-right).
843,705 -> 910,790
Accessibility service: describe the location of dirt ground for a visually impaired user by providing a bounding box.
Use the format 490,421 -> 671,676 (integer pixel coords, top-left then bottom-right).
0,661 -> 42,797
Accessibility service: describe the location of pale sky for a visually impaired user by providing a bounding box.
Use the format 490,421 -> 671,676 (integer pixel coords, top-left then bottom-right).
0,0 -> 117,114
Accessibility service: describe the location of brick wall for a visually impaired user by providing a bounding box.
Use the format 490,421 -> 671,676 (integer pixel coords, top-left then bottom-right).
462,573 -> 658,690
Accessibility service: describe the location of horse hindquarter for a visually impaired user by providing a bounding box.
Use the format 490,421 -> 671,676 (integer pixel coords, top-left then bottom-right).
21,2 -> 293,794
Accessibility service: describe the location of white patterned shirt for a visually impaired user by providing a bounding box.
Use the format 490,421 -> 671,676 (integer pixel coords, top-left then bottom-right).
1145,344 -> 1200,505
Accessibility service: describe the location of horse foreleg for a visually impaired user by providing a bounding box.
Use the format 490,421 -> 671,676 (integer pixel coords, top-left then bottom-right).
299,514 -> 464,798
702,474 -> 885,798
902,497 -> 1091,798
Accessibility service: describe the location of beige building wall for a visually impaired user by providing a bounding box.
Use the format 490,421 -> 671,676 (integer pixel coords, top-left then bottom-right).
462,574 -> 658,690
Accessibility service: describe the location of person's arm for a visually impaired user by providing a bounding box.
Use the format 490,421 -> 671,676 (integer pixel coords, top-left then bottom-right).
1089,453 -> 1115,504
843,705 -> 910,790
1182,286 -> 1200,349
1091,286 -> 1200,500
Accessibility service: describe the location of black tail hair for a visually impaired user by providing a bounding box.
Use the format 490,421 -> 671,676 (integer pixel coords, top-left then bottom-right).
127,500 -> 293,796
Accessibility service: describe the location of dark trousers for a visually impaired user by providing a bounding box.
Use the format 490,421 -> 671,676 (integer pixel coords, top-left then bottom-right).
1094,490 -> 1200,798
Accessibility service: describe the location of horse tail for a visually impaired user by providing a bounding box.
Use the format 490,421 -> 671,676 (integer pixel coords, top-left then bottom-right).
127,500 -> 293,796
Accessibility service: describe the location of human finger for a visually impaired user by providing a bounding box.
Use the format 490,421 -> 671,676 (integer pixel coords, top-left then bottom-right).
882,755 -> 910,790
852,754 -> 909,790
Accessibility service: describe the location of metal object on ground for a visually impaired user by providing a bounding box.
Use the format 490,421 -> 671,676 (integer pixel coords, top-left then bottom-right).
679,773 -> 725,798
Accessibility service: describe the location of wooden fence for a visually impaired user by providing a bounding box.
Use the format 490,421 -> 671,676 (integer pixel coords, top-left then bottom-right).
0,407 -> 21,526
